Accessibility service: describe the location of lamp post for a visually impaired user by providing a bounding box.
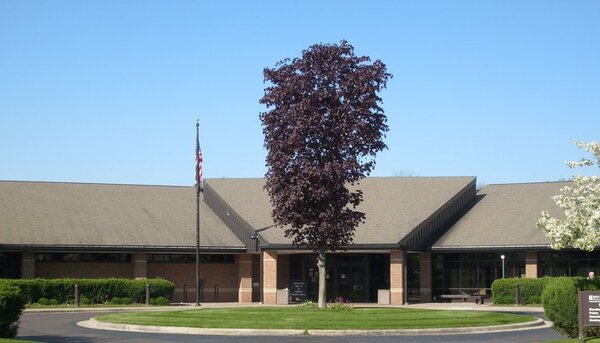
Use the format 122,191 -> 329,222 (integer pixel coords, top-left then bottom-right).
500,254 -> 506,278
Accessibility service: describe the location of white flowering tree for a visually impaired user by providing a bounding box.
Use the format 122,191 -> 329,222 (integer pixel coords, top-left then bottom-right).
538,140 -> 600,251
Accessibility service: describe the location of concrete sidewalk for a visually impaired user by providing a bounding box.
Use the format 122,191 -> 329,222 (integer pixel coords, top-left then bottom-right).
25,301 -> 544,313
78,317 -> 549,337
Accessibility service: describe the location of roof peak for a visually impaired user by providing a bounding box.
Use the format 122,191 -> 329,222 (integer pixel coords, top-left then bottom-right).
483,180 -> 572,188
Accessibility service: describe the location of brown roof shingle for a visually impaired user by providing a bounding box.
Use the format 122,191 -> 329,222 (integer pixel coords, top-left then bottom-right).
206,177 -> 476,246
433,182 -> 569,249
0,181 -> 244,250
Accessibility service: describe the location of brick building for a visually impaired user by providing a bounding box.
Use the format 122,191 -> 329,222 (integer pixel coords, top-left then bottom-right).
0,177 -> 593,304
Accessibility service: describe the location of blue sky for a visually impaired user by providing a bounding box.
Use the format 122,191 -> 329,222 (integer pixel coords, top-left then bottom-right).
1,1 -> 599,187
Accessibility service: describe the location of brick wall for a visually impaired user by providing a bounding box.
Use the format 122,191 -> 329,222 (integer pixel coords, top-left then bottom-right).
147,261 -> 239,302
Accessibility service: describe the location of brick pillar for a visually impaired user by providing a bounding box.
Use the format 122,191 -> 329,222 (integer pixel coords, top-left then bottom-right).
262,250 -> 277,304
525,251 -> 538,278
390,249 -> 406,305
419,252 -> 432,303
21,252 -> 35,279
238,254 -> 253,303
133,253 -> 147,279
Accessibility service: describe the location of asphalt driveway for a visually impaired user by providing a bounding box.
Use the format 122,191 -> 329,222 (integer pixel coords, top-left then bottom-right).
17,310 -> 565,343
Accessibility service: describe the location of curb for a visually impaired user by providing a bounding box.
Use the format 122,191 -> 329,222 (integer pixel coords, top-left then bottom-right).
77,317 -> 549,336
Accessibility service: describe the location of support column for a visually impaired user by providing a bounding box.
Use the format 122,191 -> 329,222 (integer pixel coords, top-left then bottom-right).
133,253 -> 147,279
262,250 -> 278,304
390,249 -> 406,305
238,254 -> 253,303
419,252 -> 432,303
21,252 -> 35,279
525,251 -> 538,278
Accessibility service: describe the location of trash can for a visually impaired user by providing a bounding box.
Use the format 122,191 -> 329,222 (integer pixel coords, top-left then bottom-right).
276,289 -> 289,304
378,289 -> 390,305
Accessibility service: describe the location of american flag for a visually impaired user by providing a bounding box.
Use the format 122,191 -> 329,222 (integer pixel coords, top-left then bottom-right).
195,121 -> 203,193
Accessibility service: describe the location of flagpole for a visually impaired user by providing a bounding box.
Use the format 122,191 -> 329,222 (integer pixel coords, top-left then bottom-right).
195,119 -> 201,306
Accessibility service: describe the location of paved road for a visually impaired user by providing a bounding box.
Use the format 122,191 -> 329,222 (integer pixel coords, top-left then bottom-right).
17,311 -> 566,343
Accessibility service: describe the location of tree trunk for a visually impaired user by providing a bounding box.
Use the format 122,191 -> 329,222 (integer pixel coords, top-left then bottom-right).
317,247 -> 327,308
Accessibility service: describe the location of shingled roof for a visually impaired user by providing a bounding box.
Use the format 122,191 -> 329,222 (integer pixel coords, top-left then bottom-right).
0,181 -> 244,251
205,177 -> 476,248
433,181 -> 569,250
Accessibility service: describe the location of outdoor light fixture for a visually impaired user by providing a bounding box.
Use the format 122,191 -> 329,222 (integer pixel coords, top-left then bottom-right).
500,254 -> 506,279
250,233 -> 258,240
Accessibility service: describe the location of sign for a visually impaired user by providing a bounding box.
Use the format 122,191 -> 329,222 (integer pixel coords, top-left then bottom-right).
289,280 -> 307,303
578,291 -> 600,342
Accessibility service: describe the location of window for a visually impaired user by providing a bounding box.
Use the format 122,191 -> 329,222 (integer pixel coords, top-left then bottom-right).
147,254 -> 235,263
35,253 -> 131,263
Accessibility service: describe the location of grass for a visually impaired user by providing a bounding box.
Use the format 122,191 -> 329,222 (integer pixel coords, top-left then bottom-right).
546,339 -> 600,343
0,339 -> 39,343
26,303 -> 168,309
96,307 -> 536,330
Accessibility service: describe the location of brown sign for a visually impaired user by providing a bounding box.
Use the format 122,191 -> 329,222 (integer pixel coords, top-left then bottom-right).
578,291 -> 600,342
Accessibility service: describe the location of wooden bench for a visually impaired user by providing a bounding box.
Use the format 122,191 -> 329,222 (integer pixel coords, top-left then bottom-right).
439,294 -> 488,304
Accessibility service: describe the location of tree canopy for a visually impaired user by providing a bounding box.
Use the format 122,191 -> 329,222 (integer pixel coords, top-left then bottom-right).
538,140 -> 600,251
259,40 -> 391,252
259,40 -> 391,307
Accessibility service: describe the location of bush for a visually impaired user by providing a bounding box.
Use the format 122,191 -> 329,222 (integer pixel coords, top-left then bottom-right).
79,295 -> 91,305
327,296 -> 353,312
492,277 -> 552,304
37,297 -> 51,306
542,276 -> 600,338
150,297 -> 170,306
3,278 -> 174,305
298,300 -> 317,310
0,282 -> 27,338
110,297 -> 123,305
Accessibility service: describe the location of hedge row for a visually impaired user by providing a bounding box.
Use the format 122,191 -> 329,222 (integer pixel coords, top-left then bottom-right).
0,282 -> 26,338
491,277 -> 553,304
542,277 -> 600,338
0,278 -> 174,304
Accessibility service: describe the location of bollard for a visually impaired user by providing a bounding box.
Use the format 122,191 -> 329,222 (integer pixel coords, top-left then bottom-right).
145,284 -> 150,306
183,284 -> 188,303
74,284 -> 80,307
515,282 -> 520,305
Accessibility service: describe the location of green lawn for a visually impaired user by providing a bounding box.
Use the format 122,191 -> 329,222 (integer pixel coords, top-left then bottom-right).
26,303 -> 168,309
96,307 -> 536,330
0,339 -> 39,343
546,339 -> 600,343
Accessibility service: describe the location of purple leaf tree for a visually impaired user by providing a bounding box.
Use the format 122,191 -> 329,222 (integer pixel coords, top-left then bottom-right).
259,40 -> 391,308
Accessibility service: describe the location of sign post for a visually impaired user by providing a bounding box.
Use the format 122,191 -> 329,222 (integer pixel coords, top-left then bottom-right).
578,291 -> 600,342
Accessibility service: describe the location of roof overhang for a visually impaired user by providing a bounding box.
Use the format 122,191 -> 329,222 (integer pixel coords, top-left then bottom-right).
258,243 -> 404,251
431,244 -> 551,252
0,244 -> 247,253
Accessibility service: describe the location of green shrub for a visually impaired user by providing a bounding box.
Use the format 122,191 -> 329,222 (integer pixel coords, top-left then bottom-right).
79,295 -> 91,305
492,277 -> 552,304
37,297 -> 51,306
4,278 -> 174,305
120,297 -> 133,305
542,277 -> 580,337
150,297 -> 169,306
542,276 -> 600,338
110,297 -> 123,305
298,300 -> 317,310
327,297 -> 353,312
0,282 -> 27,338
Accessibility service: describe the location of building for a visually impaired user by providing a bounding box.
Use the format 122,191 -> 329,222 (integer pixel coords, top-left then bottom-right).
0,177 -> 594,304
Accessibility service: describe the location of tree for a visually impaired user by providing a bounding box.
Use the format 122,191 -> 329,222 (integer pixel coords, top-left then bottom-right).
259,40 -> 391,308
538,140 -> 600,251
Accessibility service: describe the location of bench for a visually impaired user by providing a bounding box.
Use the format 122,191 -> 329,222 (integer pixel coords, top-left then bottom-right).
439,294 -> 488,304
